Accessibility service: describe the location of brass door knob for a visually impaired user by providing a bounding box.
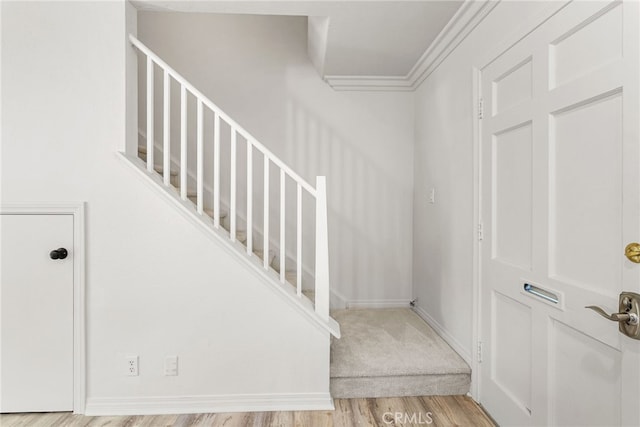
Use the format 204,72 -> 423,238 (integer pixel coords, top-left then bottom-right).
625,243 -> 640,263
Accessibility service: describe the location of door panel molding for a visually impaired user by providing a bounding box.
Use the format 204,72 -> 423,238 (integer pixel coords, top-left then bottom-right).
470,1 -> 572,402
0,202 -> 86,414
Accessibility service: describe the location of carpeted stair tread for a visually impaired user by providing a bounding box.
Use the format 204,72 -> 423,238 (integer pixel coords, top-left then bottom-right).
285,270 -> 297,283
330,308 -> 470,379
254,249 -> 276,266
201,208 -> 229,220
154,166 -> 178,177
330,308 -> 470,398
186,194 -> 229,220
232,229 -> 247,243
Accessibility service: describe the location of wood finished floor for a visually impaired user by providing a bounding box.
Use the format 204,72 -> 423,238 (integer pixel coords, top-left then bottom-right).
0,396 -> 494,426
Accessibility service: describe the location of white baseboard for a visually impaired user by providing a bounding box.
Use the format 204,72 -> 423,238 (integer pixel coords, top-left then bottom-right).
412,306 -> 472,366
84,392 -> 334,416
328,288 -> 412,310
330,288 -> 348,309
346,299 -> 412,309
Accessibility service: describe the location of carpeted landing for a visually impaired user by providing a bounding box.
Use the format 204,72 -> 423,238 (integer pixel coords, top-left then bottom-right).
330,308 -> 471,398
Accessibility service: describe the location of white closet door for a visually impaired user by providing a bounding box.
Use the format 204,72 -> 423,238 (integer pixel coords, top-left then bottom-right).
1,214 -> 74,412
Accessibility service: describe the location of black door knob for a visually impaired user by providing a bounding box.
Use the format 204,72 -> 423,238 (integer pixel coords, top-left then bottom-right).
50,248 -> 68,260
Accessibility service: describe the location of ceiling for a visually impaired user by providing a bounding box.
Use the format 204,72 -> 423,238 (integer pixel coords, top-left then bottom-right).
132,1 -> 464,78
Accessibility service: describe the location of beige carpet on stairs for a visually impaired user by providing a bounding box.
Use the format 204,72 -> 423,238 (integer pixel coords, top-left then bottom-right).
330,308 -> 471,398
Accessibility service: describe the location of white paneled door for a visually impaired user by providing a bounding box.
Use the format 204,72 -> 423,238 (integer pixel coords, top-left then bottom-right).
479,1 -> 640,425
1,214 -> 74,412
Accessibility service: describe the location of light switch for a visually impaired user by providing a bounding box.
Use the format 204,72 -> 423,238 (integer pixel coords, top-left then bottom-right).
164,355 -> 178,376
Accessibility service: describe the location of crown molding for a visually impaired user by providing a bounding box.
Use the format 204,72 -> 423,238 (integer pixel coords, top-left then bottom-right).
322,75 -> 414,92
325,0 -> 500,92
406,0 -> 499,89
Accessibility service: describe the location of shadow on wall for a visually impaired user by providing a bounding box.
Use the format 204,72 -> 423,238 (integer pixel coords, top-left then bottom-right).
285,95 -> 412,303
134,10 -> 414,304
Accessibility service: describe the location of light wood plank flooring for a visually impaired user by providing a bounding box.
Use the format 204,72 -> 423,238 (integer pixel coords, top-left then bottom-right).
0,396 -> 494,426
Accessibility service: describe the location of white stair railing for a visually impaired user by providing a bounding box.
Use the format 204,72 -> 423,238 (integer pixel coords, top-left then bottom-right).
130,35 -> 330,320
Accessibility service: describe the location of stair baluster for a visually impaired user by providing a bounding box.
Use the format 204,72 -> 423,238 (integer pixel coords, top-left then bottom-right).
213,113 -> 221,229
196,99 -> 204,215
247,142 -> 253,255
230,129 -> 237,242
279,169 -> 286,283
146,56 -> 154,173
180,84 -> 187,201
163,69 -> 171,186
263,157 -> 270,270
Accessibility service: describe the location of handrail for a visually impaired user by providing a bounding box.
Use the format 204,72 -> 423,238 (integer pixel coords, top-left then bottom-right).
129,34 -> 317,197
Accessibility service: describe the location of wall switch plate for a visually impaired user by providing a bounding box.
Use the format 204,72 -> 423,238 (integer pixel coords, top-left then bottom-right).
125,355 -> 138,376
429,188 -> 435,204
164,355 -> 178,376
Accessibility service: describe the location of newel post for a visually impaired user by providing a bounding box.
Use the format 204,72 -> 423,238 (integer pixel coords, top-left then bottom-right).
315,176 -> 330,321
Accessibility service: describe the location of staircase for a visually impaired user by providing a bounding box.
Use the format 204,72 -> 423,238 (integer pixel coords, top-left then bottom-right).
125,35 -> 339,338
126,35 -> 470,401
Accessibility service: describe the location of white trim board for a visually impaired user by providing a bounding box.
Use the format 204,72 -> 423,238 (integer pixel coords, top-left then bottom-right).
84,393 -> 334,416
471,66 -> 482,401
411,305 -> 472,367
324,0 -> 499,91
327,291 -> 412,310
345,299 -> 412,309
0,202 -> 87,414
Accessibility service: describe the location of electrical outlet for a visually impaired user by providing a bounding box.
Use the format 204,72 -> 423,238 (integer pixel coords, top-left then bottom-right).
164,355 -> 178,376
125,355 -> 138,376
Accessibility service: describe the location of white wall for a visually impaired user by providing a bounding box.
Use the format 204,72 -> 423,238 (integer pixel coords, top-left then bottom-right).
137,11 -> 415,305
412,1 -> 558,360
1,1 -> 331,413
